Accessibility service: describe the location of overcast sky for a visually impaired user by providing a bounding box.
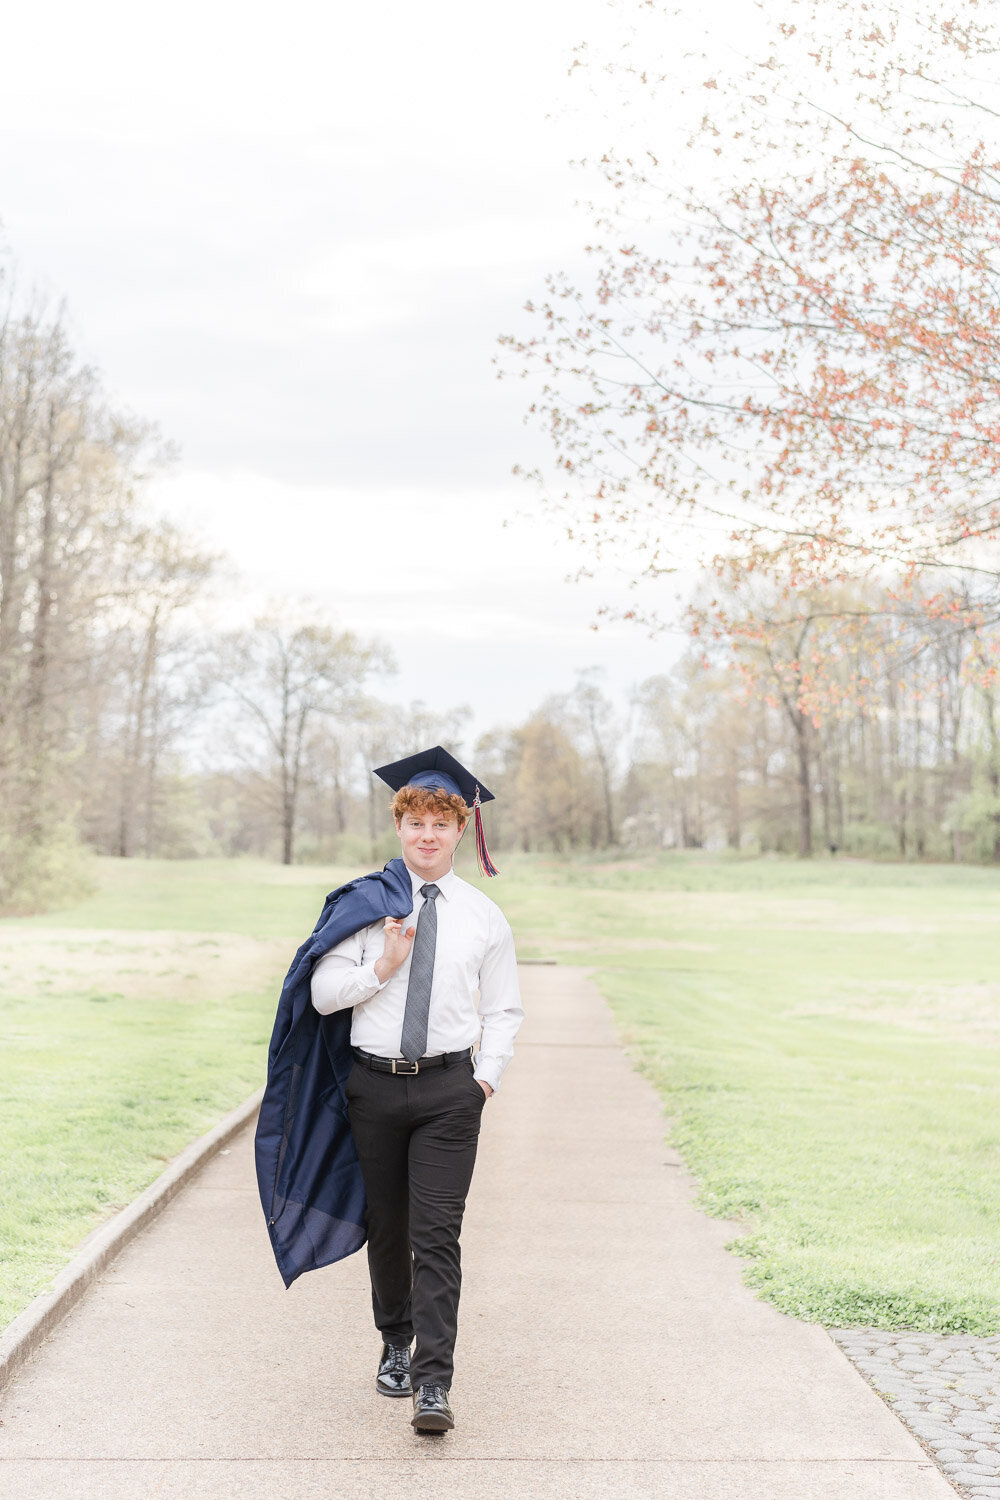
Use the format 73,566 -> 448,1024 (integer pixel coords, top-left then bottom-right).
0,0 -> 747,741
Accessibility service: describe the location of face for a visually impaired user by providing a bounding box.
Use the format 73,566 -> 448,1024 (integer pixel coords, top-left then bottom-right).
395,807 -> 464,879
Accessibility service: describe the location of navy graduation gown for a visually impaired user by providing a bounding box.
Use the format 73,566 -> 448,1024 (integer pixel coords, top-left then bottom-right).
254,857 -> 413,1288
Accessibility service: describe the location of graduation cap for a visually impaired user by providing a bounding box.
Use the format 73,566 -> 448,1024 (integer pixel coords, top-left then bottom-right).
373,745 -> 500,878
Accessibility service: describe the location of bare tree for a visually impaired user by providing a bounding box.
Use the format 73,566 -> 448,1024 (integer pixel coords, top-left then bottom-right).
220,610 -> 387,865
0,289 -> 179,905
572,669 -> 619,847
108,521 -> 217,857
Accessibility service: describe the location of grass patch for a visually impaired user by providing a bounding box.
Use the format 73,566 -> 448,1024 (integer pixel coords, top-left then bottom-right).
11,855 -> 357,938
0,858 -> 346,1330
496,850 -> 1000,1333
1,985 -> 274,1326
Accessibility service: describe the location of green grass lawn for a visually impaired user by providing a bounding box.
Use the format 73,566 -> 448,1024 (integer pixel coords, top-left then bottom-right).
0,858 -> 353,1329
2,850 -> 1000,1335
501,851 -> 1000,1333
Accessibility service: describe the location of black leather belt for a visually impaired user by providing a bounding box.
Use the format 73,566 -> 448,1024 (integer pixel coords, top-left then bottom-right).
351,1046 -> 474,1076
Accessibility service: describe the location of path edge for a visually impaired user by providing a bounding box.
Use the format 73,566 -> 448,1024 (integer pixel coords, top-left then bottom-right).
0,1085 -> 264,1396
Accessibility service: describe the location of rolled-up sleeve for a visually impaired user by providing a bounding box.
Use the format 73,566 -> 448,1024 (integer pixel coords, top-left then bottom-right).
474,910 -> 524,1092
310,927 -> 386,1015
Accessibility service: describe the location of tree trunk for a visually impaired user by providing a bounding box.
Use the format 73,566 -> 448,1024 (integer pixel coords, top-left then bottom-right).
119,609 -> 159,858
726,752 -> 741,850
983,686 -> 1000,863
143,689 -> 160,858
23,448 -> 57,836
793,714 -> 812,857
333,746 -> 347,835
597,745 -> 615,846
830,734 -> 844,851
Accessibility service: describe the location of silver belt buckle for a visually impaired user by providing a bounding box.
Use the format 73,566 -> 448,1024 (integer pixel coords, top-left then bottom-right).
391,1058 -> 419,1075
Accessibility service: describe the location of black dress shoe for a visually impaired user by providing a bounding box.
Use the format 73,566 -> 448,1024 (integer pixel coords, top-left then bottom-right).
376,1342 -> 411,1397
411,1383 -> 455,1432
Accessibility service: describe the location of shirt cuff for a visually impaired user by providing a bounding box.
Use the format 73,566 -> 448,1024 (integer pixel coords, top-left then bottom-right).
355,961 -> 387,996
472,1058 -> 502,1092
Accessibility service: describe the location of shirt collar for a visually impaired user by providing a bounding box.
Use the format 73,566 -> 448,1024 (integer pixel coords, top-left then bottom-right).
404,863 -> 456,901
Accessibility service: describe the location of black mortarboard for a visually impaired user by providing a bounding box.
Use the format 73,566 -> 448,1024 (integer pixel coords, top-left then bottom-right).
373,745 -> 499,876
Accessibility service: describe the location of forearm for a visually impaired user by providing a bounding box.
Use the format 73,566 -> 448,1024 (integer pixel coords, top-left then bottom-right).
310,953 -> 385,1014
474,917 -> 523,1091
311,916 -> 412,1016
474,1002 -> 524,1091
373,954 -> 397,985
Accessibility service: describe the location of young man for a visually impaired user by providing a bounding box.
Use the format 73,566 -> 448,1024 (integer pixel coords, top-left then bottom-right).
308,747 -> 523,1433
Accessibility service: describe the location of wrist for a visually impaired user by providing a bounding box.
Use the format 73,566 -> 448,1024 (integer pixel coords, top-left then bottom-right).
373,956 -> 396,984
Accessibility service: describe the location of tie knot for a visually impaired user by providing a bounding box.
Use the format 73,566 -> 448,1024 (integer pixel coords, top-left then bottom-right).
420,883 -> 440,901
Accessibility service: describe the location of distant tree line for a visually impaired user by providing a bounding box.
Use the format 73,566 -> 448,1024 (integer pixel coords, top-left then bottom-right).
4,289 -> 1000,913
139,617 -> 1000,869
478,605 -> 1000,863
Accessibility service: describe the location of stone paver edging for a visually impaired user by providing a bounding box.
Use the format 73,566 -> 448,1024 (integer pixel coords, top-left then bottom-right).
833,1328 -> 1000,1497
0,1086 -> 264,1397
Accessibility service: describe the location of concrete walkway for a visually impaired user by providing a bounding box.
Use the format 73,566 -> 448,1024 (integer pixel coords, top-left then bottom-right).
0,967 -> 956,1499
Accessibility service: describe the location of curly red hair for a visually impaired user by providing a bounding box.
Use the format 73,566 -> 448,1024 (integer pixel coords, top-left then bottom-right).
392,785 -> 469,826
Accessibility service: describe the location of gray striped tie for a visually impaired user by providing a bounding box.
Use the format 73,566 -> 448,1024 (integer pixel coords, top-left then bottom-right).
399,883 -> 440,1062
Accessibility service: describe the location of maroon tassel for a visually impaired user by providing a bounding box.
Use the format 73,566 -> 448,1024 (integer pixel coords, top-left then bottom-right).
473,787 -> 500,877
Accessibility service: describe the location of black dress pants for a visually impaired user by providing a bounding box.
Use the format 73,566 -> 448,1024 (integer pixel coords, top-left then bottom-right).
345,1055 -> 486,1389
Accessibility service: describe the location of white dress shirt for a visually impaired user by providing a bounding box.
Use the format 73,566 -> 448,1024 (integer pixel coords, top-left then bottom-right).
310,864 -> 523,1092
